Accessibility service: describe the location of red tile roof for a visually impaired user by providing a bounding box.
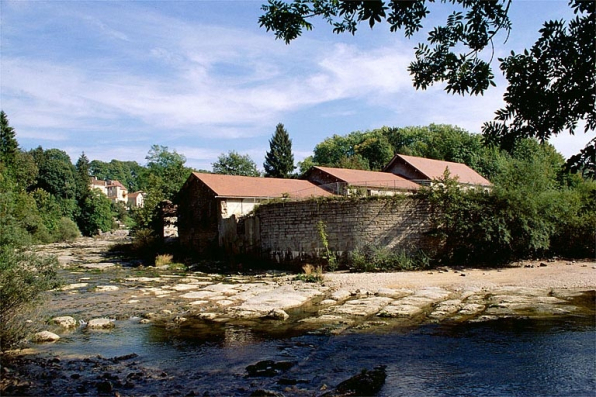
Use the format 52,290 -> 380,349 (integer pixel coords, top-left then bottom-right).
387,154 -> 492,186
191,173 -> 335,199
107,180 -> 127,189
312,166 -> 419,190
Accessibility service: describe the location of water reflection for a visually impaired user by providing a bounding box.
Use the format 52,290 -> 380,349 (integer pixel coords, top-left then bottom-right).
26,315 -> 595,396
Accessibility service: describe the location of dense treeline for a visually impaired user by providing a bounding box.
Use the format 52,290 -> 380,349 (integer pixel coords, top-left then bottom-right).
295,124 -> 595,267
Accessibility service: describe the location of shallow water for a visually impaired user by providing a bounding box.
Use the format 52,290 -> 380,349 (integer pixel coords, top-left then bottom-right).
26,314 -> 595,396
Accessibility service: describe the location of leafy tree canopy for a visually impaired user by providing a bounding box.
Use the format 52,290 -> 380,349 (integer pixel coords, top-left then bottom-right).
213,150 -> 261,177
264,123 -> 296,178
260,0 -> 595,175
260,0 -> 512,95
482,1 -> 595,154
89,159 -> 143,192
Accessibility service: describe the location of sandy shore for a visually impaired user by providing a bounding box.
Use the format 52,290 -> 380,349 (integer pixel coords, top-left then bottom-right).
325,259 -> 596,291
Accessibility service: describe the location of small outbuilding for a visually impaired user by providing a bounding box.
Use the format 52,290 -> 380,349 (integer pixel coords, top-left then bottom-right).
384,154 -> 492,188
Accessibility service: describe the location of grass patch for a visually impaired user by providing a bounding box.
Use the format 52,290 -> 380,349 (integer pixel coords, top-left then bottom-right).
295,264 -> 324,283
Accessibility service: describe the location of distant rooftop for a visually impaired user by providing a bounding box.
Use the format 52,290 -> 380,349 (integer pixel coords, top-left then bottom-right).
310,166 -> 420,191
386,154 -> 492,186
190,173 -> 335,199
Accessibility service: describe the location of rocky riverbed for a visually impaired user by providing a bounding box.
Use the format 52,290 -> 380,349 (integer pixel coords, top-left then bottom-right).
1,235 -> 595,396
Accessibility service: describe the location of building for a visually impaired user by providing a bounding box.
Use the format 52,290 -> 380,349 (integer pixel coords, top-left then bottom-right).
305,166 -> 420,196
384,154 -> 492,188
177,172 -> 334,255
90,176 -> 144,207
106,180 -> 128,204
127,191 -> 144,208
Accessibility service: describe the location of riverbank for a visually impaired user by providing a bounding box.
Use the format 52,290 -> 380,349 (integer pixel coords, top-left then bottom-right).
1,236 -> 594,396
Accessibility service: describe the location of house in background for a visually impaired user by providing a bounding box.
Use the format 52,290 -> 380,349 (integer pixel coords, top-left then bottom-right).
384,154 -> 492,188
90,176 -> 144,208
127,191 -> 144,208
106,180 -> 128,204
305,166 -> 420,196
177,172 -> 334,255
90,177 -> 109,196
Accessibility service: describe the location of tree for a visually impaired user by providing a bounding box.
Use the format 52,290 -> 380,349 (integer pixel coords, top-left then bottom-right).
78,189 -> 114,236
482,1 -> 595,173
0,110 -> 19,168
260,0 -> 512,95
141,145 -> 192,200
30,147 -> 77,218
264,123 -> 296,178
260,1 -> 595,161
75,152 -> 91,200
212,151 -> 260,176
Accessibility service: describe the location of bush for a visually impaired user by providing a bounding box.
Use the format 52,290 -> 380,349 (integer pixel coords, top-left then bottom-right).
0,246 -> 61,351
155,254 -> 173,267
349,244 -> 430,272
131,228 -> 161,264
419,170 -> 596,266
54,217 -> 81,242
295,264 -> 324,282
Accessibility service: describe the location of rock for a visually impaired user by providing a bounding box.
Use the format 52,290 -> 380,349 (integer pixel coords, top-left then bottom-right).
331,297 -> 393,317
51,316 -> 77,328
246,360 -> 295,377
266,309 -> 289,321
80,262 -> 116,270
378,304 -> 423,318
330,290 -> 351,302
96,380 -> 113,395
33,331 -> 61,342
95,285 -> 119,292
87,318 -> 115,329
250,390 -> 285,397
335,365 -> 387,396
60,283 -> 88,291
319,299 -> 337,306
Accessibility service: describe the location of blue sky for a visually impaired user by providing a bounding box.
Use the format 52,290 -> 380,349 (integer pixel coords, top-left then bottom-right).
1,0 -> 593,171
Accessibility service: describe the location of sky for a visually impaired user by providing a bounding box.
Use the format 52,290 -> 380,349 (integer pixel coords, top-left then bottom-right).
1,0 -> 594,171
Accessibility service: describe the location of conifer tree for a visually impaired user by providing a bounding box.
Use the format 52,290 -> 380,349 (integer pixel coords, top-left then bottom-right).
75,152 -> 91,201
264,123 -> 295,178
0,111 -> 19,166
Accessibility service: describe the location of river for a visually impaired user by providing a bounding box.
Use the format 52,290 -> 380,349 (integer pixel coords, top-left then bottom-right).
17,313 -> 595,396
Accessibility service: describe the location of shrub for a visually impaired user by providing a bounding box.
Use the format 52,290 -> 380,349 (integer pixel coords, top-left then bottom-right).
295,263 -> 324,282
317,220 -> 338,271
349,244 -> 430,272
131,228 -> 161,264
0,246 -> 61,351
155,254 -> 173,267
54,217 -> 81,242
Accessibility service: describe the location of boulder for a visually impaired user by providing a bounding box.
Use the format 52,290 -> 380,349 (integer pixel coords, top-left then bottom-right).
87,318 -> 115,329
33,331 -> 61,342
266,309 -> 289,320
51,316 -> 77,329
334,365 -> 387,396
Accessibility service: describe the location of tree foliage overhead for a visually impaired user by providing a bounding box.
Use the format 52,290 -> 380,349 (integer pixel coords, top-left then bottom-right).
260,0 -> 595,171
212,150 -> 261,177
483,1 -> 595,150
264,123 -> 296,178
260,0 -> 512,95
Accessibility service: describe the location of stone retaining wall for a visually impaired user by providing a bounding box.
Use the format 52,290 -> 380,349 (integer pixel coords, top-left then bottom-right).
232,197 -> 435,264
